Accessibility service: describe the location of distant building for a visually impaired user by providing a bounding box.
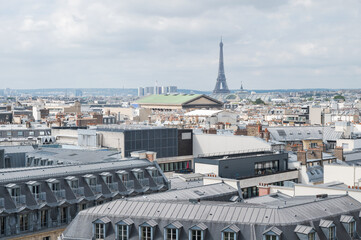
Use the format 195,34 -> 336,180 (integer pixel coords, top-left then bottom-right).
75,89 -> 83,97
136,94 -> 223,110
138,86 -> 177,96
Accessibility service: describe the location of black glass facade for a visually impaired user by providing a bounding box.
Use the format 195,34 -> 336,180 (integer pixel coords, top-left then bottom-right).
124,128 -> 178,158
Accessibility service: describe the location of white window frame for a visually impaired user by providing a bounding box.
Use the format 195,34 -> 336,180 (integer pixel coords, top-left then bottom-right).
94,223 -> 105,240
164,227 -> 179,240
189,229 -> 204,240
117,224 -> 129,240
139,225 -> 153,240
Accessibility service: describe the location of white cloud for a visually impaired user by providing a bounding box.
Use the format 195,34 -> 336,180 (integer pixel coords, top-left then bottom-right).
0,0 -> 360,89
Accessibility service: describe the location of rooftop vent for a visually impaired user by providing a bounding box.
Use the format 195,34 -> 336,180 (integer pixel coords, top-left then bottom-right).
316,194 -> 328,199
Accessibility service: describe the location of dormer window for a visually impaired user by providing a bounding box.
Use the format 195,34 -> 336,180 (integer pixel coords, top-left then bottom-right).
340,215 -> 356,238
222,224 -> 240,240
139,220 -> 157,240
65,176 -> 79,189
116,218 -> 134,240
189,223 -> 207,240
319,219 -> 336,240
146,167 -> 158,177
164,221 -> 182,240
263,226 -> 282,240
132,169 -> 144,180
93,217 -> 111,240
84,174 -> 97,186
117,170 -> 129,182
294,225 -> 316,240
6,184 -> 24,205
101,172 -> 113,184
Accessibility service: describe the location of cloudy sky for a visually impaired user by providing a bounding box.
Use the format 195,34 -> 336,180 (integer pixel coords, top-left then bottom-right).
0,0 -> 360,90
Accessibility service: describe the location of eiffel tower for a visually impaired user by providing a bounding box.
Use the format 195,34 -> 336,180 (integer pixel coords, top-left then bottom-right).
213,38 -> 230,94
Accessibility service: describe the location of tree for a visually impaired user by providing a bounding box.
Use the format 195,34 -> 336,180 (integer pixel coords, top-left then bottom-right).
253,98 -> 265,105
333,95 -> 345,101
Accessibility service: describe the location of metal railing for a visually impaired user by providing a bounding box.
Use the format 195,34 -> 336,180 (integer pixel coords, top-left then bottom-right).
54,190 -> 66,200
12,195 -> 26,206
123,180 -> 134,190
152,176 -> 164,185
197,148 -> 272,158
90,184 -> 102,194
34,192 -> 46,203
139,178 -> 149,187
72,187 -> 84,197
107,182 -> 118,192
0,198 -> 4,208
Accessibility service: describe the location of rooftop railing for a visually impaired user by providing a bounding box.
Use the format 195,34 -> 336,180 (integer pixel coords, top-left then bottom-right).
34,192 -> 46,203
54,190 -> 66,200
11,195 -> 26,206
123,180 -> 134,190
138,178 -> 149,187
72,187 -> 84,197
107,182 -> 118,192
90,184 -> 102,194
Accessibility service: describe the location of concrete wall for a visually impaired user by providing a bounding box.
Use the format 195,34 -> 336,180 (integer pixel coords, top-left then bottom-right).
98,131 -> 125,155
51,128 -> 78,145
337,139 -> 361,152
309,106 -> 322,125
324,164 -> 361,187
195,163 -> 219,175
10,227 -> 65,240
193,134 -> 272,156
78,129 -> 97,147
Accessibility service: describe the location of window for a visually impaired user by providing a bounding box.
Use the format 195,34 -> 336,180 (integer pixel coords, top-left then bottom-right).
166,228 -> 177,240
89,177 -> 97,186
223,232 -> 236,240
18,131 -> 23,136
6,131 -> 11,136
329,226 -> 335,240
52,182 -> 60,191
40,210 -> 48,228
348,221 -> 356,237
19,214 -> 29,232
29,131 -> 34,136
310,143 -> 318,148
95,223 -> 105,240
60,207 -> 67,224
0,217 -> 5,236
254,160 -> 279,175
43,237 -> 50,240
118,224 -> 128,240
70,180 -> 79,189
265,235 -> 277,240
191,230 -> 202,240
308,232 -> 315,240
141,226 -> 152,240
80,203 -> 87,210
105,176 -> 112,184
11,187 -> 20,197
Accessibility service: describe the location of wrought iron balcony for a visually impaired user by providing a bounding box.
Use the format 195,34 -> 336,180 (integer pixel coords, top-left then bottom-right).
34,192 -> 46,203
123,180 -> 134,190
152,176 -> 164,185
72,187 -> 84,197
90,184 -> 102,194
138,178 -> 149,187
54,190 -> 66,200
107,182 -> 118,192
11,195 -> 26,206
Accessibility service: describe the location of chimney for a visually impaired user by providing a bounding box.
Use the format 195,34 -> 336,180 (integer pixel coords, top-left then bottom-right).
307,148 -> 322,160
258,184 -> 271,196
297,151 -> 307,165
334,147 -> 344,161
146,152 -> 157,162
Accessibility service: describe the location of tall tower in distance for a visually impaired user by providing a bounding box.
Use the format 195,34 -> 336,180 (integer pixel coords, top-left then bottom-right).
213,38 -> 230,94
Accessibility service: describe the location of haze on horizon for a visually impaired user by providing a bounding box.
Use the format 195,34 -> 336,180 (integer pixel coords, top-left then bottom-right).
0,0 -> 360,91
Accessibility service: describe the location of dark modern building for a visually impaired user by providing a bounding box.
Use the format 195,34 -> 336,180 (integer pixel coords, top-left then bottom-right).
194,150 -> 289,179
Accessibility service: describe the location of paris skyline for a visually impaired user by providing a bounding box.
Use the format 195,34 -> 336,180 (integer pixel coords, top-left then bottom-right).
1,0 -> 361,90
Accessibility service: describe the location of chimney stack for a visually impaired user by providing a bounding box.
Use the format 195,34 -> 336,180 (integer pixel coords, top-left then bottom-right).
334,147 -> 345,161
297,151 -> 307,165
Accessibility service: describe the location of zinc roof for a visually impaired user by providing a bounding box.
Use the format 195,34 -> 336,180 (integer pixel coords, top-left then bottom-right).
136,94 -> 202,105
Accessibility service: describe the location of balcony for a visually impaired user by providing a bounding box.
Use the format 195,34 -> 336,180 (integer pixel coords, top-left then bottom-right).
107,182 -> 118,192
90,184 -> 102,194
72,187 -> 84,197
12,195 -> 26,206
138,178 -> 149,187
123,180 -> 134,190
54,190 -> 66,200
34,192 -> 46,203
152,176 -> 164,185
